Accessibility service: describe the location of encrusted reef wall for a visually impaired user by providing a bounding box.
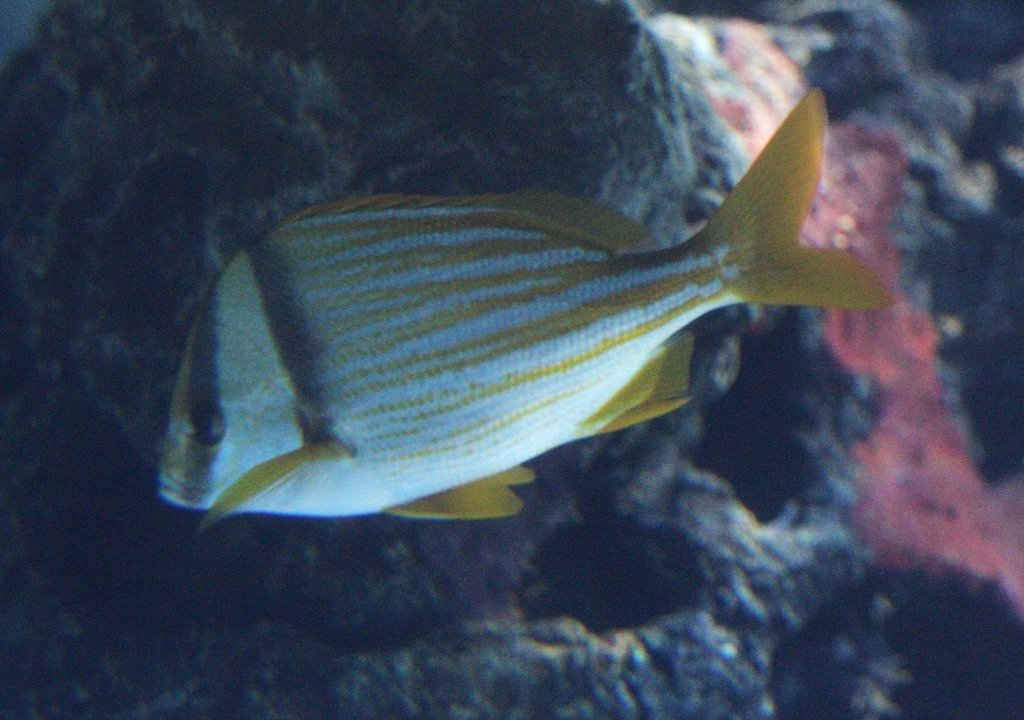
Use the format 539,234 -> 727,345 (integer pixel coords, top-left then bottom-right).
1,1 -> 1022,718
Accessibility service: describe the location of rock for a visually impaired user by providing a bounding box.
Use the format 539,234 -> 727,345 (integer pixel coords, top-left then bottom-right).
8,0 -> 1021,718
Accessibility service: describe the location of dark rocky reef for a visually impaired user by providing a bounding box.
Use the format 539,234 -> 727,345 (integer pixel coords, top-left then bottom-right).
1,1 -> 1022,718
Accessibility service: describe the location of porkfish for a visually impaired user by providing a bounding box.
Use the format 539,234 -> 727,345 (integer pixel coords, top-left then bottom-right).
159,90 -> 889,525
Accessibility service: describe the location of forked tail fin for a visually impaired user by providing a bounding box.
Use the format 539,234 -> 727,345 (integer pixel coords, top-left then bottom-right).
691,90 -> 891,310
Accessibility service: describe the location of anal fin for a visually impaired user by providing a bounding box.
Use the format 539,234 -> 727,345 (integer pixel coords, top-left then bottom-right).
584,332 -> 693,435
385,465 -> 535,520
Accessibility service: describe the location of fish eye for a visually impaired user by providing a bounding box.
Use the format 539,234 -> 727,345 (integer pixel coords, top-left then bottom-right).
189,401 -> 225,446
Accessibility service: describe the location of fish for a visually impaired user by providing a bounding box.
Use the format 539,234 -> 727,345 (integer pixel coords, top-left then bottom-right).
158,90 -> 890,525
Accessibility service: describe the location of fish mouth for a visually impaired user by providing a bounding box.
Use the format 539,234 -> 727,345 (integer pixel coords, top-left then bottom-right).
158,479 -> 208,510
157,428 -> 219,509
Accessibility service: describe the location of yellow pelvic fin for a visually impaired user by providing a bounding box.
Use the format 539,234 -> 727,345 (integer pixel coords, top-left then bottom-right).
199,441 -> 350,531
691,89 -> 891,310
384,465 -> 536,520
583,331 -> 693,435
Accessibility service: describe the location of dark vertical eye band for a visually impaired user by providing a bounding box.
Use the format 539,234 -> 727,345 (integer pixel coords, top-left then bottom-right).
186,296 -> 226,446
249,243 -> 336,445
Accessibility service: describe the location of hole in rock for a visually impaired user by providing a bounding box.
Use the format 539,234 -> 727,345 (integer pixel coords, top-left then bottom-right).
521,519 -> 701,632
887,573 -> 1024,720
926,216 -> 1024,482
958,338 -> 1024,482
772,585 -> 893,720
695,313 -> 815,522
912,1 -> 1024,81
39,408 -> 208,632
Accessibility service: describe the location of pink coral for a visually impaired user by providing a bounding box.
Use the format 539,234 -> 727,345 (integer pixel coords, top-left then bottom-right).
706,19 -> 1024,622
817,125 -> 1024,621
704,20 -> 810,155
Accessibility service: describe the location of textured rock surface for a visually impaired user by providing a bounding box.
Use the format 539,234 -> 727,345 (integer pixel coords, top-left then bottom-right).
2,1 -> 1023,719
769,1 -> 1024,719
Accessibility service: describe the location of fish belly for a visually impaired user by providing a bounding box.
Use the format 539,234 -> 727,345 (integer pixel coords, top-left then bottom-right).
289,330 -> 667,516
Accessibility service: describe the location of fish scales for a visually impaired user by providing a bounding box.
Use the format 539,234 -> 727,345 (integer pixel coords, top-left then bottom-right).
279,218 -> 652,420
303,232 -> 712,376
279,210 -> 573,268
340,276 -> 721,420
364,326 -> 685,454
266,208 -> 723,455
159,91 -> 892,521
299,234 -> 562,294
325,262 -> 724,398
249,216 -> 709,497
318,275 -> 563,354
307,248 -> 566,308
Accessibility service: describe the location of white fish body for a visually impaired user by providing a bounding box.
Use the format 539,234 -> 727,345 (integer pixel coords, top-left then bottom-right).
158,91 -> 889,522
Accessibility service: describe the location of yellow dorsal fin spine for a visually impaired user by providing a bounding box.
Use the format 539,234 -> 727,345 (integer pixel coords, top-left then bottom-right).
690,89 -> 891,310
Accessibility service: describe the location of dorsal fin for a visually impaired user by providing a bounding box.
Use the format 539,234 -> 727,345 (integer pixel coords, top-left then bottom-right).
494,190 -> 652,254
283,193 -> 487,221
279,190 -> 651,255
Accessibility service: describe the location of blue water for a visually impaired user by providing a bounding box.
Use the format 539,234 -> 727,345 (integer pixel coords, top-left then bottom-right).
0,0 -> 50,66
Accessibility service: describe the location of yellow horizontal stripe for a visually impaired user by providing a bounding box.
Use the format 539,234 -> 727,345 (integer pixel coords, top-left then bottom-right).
299,238 -> 580,304
314,268 -> 576,353
276,209 -> 589,266
353,280 -> 727,428
387,377 -> 603,461
341,262 -> 723,400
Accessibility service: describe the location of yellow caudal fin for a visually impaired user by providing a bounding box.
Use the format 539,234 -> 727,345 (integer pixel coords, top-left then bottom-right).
199,441 -> 350,531
385,466 -> 536,519
692,90 -> 890,310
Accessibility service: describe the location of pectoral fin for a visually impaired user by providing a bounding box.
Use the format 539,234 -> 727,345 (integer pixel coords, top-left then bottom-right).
583,332 -> 693,435
200,440 -> 350,531
385,465 -> 536,520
